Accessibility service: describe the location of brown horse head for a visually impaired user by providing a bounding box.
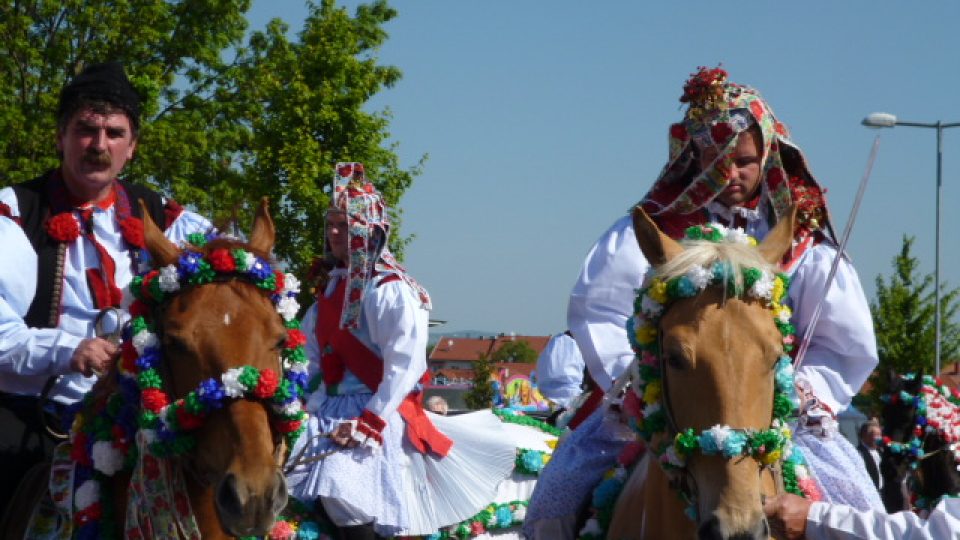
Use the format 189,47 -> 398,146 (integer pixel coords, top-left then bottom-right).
623,205 -> 796,540
142,198 -> 289,538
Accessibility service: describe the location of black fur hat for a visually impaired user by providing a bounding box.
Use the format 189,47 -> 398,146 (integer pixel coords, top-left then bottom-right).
58,62 -> 141,129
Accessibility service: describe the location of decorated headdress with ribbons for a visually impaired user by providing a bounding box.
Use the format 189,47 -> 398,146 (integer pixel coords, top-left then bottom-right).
326,162 -> 431,328
640,66 -> 835,254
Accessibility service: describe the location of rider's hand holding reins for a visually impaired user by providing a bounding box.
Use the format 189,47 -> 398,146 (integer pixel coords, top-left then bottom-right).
70,337 -> 119,377
332,420 -> 360,448
763,493 -> 811,540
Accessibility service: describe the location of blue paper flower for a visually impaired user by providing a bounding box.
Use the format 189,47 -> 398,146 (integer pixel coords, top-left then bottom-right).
496,505 -> 514,527
592,477 -> 623,508
249,258 -> 273,280
136,349 -> 162,371
178,252 -> 202,275
197,379 -> 226,409
521,450 -> 544,473
721,431 -> 748,458
698,432 -> 720,454
296,522 -> 321,540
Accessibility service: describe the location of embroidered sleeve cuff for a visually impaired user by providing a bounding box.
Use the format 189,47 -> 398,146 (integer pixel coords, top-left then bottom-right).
351,409 -> 385,447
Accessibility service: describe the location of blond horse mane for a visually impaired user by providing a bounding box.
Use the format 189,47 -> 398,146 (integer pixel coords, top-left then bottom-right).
656,239 -> 775,290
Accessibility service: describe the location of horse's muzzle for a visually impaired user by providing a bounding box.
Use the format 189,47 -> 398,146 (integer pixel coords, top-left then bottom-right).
215,470 -> 288,536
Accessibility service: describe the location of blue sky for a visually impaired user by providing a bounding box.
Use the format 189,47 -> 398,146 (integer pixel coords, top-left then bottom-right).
249,1 -> 960,337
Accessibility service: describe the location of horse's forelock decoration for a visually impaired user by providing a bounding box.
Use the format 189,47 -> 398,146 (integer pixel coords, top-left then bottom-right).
60,200 -> 308,538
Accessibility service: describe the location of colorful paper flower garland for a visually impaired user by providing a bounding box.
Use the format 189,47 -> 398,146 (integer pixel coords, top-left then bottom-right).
581,223 -> 816,536
67,235 -> 308,538
880,373 -> 960,511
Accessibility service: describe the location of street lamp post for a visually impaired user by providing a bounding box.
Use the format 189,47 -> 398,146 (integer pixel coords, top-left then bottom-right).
862,112 -> 960,376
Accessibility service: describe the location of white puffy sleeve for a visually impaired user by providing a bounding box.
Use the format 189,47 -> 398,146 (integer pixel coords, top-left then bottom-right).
807,499 -> 960,540
363,280 -> 429,419
788,243 -> 878,414
567,215 -> 650,391
0,193 -> 81,379
536,332 -> 585,408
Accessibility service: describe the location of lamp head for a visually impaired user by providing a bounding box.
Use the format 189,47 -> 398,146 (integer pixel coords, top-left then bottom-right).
862,112 -> 898,128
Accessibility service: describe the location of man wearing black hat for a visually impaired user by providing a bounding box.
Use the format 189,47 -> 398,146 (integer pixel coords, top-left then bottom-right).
0,62 -> 212,512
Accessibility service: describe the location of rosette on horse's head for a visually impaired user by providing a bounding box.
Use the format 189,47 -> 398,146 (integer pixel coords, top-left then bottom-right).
641,67 -> 833,266
318,162 -> 430,329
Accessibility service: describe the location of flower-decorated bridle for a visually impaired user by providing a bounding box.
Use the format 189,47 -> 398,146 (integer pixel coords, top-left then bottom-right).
880,373 -> 960,511
624,223 -> 808,520
66,232 -> 309,533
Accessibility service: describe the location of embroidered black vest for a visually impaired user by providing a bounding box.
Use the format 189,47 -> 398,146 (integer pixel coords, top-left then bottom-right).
11,171 -> 167,328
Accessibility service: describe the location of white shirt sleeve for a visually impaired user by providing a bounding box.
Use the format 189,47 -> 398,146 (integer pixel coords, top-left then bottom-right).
788,244 -> 878,413
567,215 -> 650,391
806,499 -> 960,540
0,203 -> 82,379
536,333 -> 585,408
363,280 -> 429,419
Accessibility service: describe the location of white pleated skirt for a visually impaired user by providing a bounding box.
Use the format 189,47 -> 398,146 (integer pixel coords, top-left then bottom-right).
285,393 -> 516,537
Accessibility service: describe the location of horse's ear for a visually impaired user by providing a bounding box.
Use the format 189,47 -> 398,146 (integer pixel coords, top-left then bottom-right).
758,205 -> 798,265
139,199 -> 180,267
249,197 -> 275,254
632,205 -> 683,266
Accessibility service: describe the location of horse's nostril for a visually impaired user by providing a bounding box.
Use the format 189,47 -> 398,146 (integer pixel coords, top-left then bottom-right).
216,473 -> 245,516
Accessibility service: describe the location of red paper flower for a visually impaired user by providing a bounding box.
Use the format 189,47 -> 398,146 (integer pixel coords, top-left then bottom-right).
273,269 -> 285,293
119,217 -> 144,248
286,329 -> 307,349
254,368 -> 279,399
46,212 -> 81,242
140,270 -> 160,300
209,248 -> 236,272
470,521 -> 486,535
120,342 -> 138,372
274,419 -> 302,433
337,164 -> 354,178
129,299 -> 149,318
669,123 -> 688,141
710,122 -> 734,146
176,407 -> 204,430
141,388 -> 169,413
71,432 -> 91,465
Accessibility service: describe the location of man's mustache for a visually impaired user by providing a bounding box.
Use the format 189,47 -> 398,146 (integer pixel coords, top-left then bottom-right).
83,150 -> 111,166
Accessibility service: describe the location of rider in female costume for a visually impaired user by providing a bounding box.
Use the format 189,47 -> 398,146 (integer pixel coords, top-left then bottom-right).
286,163 -> 515,539
525,67 -> 885,538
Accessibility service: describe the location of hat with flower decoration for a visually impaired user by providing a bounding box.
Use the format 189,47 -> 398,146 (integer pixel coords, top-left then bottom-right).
325,162 -> 431,328
639,66 -> 834,258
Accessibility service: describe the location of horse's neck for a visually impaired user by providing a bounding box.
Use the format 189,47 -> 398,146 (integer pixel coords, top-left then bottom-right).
608,455 -> 695,539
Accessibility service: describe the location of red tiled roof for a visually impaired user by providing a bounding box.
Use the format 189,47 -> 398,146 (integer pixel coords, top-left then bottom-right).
429,335 -> 551,362
429,337 -> 492,361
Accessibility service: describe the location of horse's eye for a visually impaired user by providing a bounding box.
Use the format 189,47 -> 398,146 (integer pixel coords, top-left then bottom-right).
274,336 -> 287,351
665,351 -> 688,370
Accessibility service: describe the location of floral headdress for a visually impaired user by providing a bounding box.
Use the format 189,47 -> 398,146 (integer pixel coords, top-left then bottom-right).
640,66 -> 833,255
327,162 -> 431,328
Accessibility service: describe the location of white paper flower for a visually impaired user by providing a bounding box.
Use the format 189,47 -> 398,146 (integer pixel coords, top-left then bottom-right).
749,270 -> 775,300
513,505 -> 527,521
91,441 -> 125,476
662,445 -> 686,467
725,227 -> 751,245
243,252 -> 257,271
282,273 -> 301,295
643,402 -> 661,417
640,295 -> 663,317
710,223 -> 728,237
222,367 -> 246,397
158,264 -> 181,292
285,358 -> 309,372
278,400 -> 302,416
132,330 -> 159,355
706,425 -> 731,450
74,479 -> 100,510
685,265 -> 713,290
276,296 -> 300,321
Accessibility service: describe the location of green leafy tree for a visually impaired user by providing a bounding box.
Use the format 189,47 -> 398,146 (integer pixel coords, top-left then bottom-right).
491,339 -> 538,364
865,236 -> 960,408
463,353 -> 494,410
0,0 -> 421,277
